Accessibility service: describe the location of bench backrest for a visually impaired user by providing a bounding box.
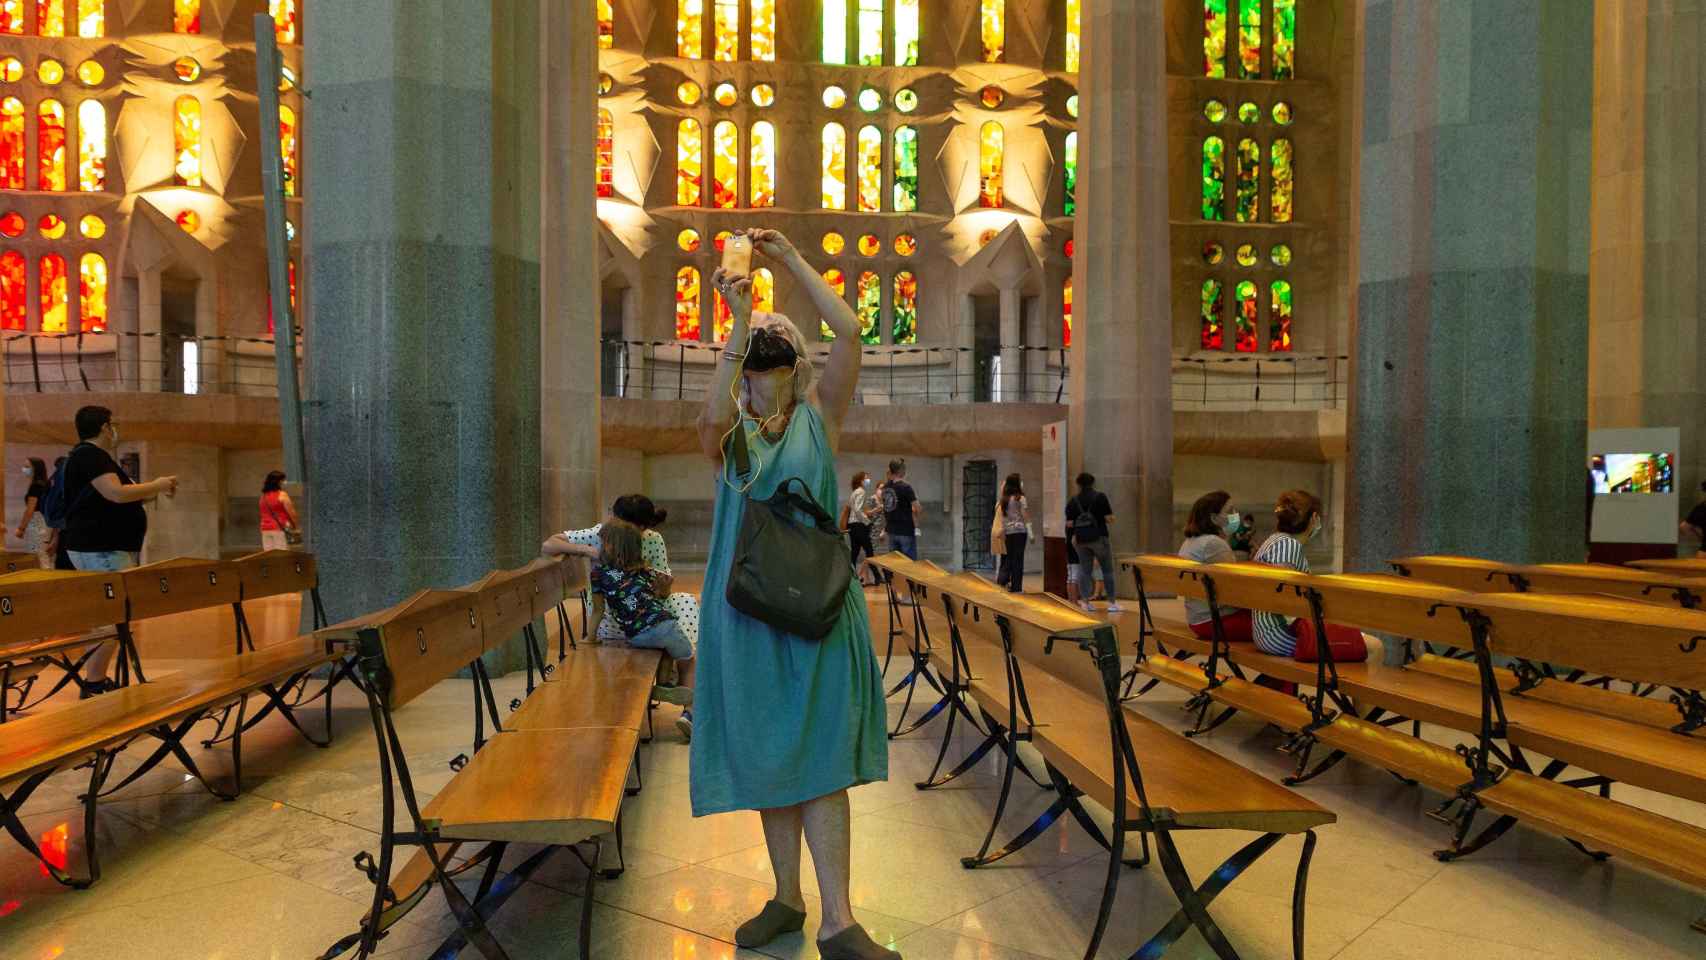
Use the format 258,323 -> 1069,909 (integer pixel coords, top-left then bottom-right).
233,550 -> 318,601
471,568 -> 537,654
1388,555 -> 1521,594
934,573 -> 1106,698
0,568 -> 128,643
1631,558 -> 1706,575
1468,591 -> 1706,691
1394,554 -> 1706,606
120,558 -> 243,621
362,589 -> 485,708
0,550 -> 38,573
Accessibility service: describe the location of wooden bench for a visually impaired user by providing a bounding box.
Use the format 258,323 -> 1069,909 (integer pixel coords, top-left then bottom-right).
0,549 -> 38,572
1633,557 -> 1706,576
929,574 -> 1334,960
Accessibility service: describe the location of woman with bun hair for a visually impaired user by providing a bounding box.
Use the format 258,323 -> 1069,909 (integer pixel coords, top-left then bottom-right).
1251,489 -> 1323,656
543,493 -> 700,651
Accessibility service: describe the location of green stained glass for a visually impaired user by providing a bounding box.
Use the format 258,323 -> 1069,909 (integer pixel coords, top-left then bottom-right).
893,125 -> 919,212
1237,0 -> 1261,79
1201,278 -> 1224,350
1233,279 -> 1257,352
892,270 -> 917,344
1271,139 -> 1293,222
857,270 -> 882,344
1273,0 -> 1296,79
1063,131 -> 1077,217
1234,138 -> 1259,222
858,0 -> 883,65
1235,243 -> 1256,266
1201,136 -> 1225,220
1237,101 -> 1259,124
1269,280 -> 1292,351
1272,101 -> 1293,125
896,88 -> 919,113
1204,0 -> 1227,78
823,0 -> 847,64
896,0 -> 920,66
1270,243 -> 1291,266
1204,99 -> 1227,123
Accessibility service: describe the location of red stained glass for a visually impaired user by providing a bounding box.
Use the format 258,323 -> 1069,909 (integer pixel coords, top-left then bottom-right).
0,251 -> 24,330
0,98 -> 19,189
675,266 -> 702,340
1062,276 -> 1072,347
37,99 -> 66,191
1233,279 -> 1257,352
1200,279 -> 1223,350
39,253 -> 67,333
595,108 -> 614,198
0,211 -> 21,237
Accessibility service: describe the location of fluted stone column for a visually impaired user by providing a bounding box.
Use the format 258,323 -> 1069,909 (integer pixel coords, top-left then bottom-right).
1344,2 -> 1595,570
1068,0 -> 1174,569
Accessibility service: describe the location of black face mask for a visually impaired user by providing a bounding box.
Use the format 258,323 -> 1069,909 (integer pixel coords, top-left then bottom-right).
745,327 -> 798,372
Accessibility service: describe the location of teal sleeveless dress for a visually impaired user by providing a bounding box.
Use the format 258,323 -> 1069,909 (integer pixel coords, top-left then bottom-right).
690,403 -> 889,815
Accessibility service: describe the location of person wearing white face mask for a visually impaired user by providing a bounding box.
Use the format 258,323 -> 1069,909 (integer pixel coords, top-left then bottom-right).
1177,490 -> 1253,642
842,471 -> 879,587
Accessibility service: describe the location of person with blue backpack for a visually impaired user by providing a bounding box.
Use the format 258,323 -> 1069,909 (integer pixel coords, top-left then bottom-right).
1065,472 -> 1121,613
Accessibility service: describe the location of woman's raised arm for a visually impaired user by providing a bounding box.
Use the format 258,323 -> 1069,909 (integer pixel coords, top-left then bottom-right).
751,229 -> 861,437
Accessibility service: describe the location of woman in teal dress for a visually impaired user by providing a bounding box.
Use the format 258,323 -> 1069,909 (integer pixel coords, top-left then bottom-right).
693,229 -> 896,960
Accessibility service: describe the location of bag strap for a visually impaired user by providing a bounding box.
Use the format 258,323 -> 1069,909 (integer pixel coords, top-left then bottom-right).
771,477 -> 838,529
729,416 -> 753,483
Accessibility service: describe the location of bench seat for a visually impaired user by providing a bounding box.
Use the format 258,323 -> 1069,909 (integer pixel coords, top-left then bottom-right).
418,727 -> 639,847
509,654 -> 659,732
1407,653 -> 1683,731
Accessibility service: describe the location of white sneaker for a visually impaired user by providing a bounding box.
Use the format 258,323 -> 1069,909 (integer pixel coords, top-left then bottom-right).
1079,601 -> 1093,613
675,710 -> 693,741
1107,602 -> 1125,614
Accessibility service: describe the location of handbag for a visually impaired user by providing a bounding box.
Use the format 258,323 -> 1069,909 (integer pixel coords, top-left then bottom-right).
723,421 -> 852,640
989,513 -> 1006,556
1291,619 -> 1369,663
263,497 -> 303,546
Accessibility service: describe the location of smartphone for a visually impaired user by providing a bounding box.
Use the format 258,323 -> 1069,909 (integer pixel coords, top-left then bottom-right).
722,234 -> 753,279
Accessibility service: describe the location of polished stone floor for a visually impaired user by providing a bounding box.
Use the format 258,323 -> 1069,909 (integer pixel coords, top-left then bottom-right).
3,588 -> 1704,959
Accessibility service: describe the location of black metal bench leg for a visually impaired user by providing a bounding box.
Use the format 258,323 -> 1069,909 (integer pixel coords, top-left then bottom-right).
1291,830 -> 1317,960
960,715 -> 1022,869
2,765 -> 107,888
1133,830 -> 1284,960
1284,747 -> 1347,786
917,702 -> 997,790
579,838 -> 599,960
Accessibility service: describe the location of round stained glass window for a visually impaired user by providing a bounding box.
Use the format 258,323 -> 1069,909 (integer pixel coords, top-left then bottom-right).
821,232 -> 845,255
822,85 -> 847,109
750,83 -> 775,107
678,228 -> 702,253
857,87 -> 882,112
857,233 -> 881,257
280,66 -> 298,92
713,230 -> 732,252
174,57 -> 202,82
0,211 -> 22,238
75,60 -> 103,86
979,85 -> 1006,109
1235,243 -> 1257,267
1270,244 -> 1292,267
1064,238 -> 1075,258
1203,241 -> 1224,265
78,214 -> 105,239
1204,99 -> 1227,123
598,73 -> 613,95
677,81 -> 702,105
894,233 -> 917,256
1272,102 -> 1293,126
1237,101 -> 1259,124
895,88 -> 918,113
38,214 -> 67,240
0,58 -> 20,83
38,59 -> 64,85
713,82 -> 738,106
978,228 -> 998,248
176,210 -> 201,233
1067,93 -> 1079,118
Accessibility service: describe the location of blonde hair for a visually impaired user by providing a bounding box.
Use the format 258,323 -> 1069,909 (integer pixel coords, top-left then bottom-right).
598,519 -> 647,571
738,311 -> 815,413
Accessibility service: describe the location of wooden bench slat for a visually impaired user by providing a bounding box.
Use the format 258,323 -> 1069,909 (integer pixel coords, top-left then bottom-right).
120,558 -> 244,621
1407,654 -> 1683,731
231,550 -> 319,601
363,590 -> 485,708
0,568 -> 128,644
418,728 -> 638,846
1630,557 -> 1706,575
510,649 -> 658,732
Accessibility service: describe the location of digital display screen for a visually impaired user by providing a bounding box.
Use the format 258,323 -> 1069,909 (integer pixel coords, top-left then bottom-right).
1589,452 -> 1674,494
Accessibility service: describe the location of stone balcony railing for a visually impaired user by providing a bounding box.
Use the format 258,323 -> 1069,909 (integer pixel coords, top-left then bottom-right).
3,331 -> 289,398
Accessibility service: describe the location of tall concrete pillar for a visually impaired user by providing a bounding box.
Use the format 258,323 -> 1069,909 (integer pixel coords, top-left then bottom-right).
1068,0 -> 1174,565
1345,2 -> 1595,570
998,285 -> 1021,401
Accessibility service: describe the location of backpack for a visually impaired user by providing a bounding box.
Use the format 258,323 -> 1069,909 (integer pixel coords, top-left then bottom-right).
1069,493 -> 1100,541
41,444 -> 94,530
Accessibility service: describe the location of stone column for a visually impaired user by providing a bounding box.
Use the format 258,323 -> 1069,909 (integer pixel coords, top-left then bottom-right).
1068,0 -> 1174,569
998,285 -> 1020,401
1344,2 -> 1595,570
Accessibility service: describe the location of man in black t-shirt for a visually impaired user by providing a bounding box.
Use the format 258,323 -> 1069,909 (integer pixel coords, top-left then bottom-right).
1683,481 -> 1706,557
1065,472 -> 1120,612
881,458 -> 922,561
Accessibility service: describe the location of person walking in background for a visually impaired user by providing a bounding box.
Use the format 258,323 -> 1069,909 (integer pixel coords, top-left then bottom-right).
993,473 -> 1030,593
14,457 -> 50,568
881,458 -> 922,561
259,470 -> 300,551
1065,472 -> 1120,612
843,471 -> 878,587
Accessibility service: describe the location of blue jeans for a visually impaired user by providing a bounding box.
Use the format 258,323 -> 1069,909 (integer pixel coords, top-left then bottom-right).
889,534 -> 918,560
630,620 -> 694,661
68,550 -> 136,572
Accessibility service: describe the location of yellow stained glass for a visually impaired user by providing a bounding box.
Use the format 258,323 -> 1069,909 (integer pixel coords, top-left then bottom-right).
174,57 -> 201,82
752,267 -> 774,312
713,81 -> 738,106
713,287 -> 733,340
678,0 -> 703,58
856,233 -> 879,256
0,97 -> 21,190
75,59 -> 101,85
675,266 -> 702,340
857,0 -> 882,65
676,119 -> 702,205
595,107 -> 613,198
0,1 -> 17,34
1204,0 -> 1226,77
37,0 -> 63,36
678,228 -> 700,252
750,83 -> 774,107
1270,138 -> 1293,222
895,0 -> 919,65
176,209 -> 199,232
78,213 -> 102,238
597,0 -> 613,48
714,0 -> 738,61
38,59 -> 63,84
1065,0 -> 1080,71
823,86 -> 847,109
820,268 -> 845,340
712,120 -> 737,209
821,124 -> 846,210
0,251 -> 20,330
0,57 -> 19,80
75,0 -> 100,37
978,121 -> 1003,208
822,232 -> 845,255
39,253 -> 66,332
856,124 -> 881,212
855,270 -> 880,343
174,95 -> 201,187
893,233 -> 916,256
76,98 -> 103,191
174,0 -> 199,33
677,81 -> 701,105
78,252 -> 105,331
823,0 -> 846,64
38,213 -> 65,238
270,0 -> 297,44
751,0 -> 775,61
280,103 -> 298,197
37,99 -> 65,191
981,0 -> 1004,62
750,120 -> 775,207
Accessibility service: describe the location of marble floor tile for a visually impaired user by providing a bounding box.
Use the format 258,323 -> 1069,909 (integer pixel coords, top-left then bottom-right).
1328,918 -> 1567,960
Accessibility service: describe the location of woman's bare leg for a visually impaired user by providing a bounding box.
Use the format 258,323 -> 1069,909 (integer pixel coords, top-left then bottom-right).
759,804 -> 806,911
801,789 -> 857,936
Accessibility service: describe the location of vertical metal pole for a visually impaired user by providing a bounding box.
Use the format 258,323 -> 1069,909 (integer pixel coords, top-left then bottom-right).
254,16 -> 307,484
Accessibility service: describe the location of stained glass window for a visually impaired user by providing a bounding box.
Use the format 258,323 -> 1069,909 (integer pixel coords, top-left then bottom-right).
1272,102 -> 1292,125
1203,0 -> 1226,77
823,86 -> 847,109
713,81 -> 738,106
1269,280 -> 1292,352
1203,241 -> 1223,265
1204,99 -> 1227,123
713,287 -> 734,340
0,1 -> 17,34
678,0 -> 703,58
174,57 -> 201,82
893,125 -> 918,212
37,100 -> 65,191
857,233 -> 880,256
750,83 -> 774,107
675,266 -> 702,340
0,250 -> 22,330
677,119 -> 702,205
1237,0 -> 1260,78
38,213 -> 65,238
714,0 -> 738,61
595,108 -> 614,198
981,0 -> 1003,62
38,59 -> 62,84
1237,101 -> 1259,123
173,96 -> 201,187
856,124 -> 882,212
979,85 -> 1005,108
1063,131 -> 1077,217
678,81 -> 702,105
751,0 -> 774,59
678,228 -> 701,252
39,253 -> 66,332
277,103 -> 300,197
73,0 -> 97,35
597,0 -> 613,48
896,0 -> 920,65
76,59 -> 101,85
0,211 -> 22,236
1270,139 -> 1293,222
820,267 -> 845,340
1200,279 -> 1223,350
1234,138 -> 1258,222
1270,243 -> 1290,266
979,121 -> 1004,208
1273,0 -> 1295,79
0,97 -> 21,190
176,209 -> 199,232
823,0 -> 846,63
856,270 -> 881,344
712,120 -> 738,209
174,0 -> 198,33
858,0 -> 882,65
821,123 -> 846,210
1061,0 -> 1081,70
0,57 -> 18,79
894,233 -> 917,256
1062,276 -> 1072,347
752,266 -> 775,312
270,0 -> 296,43
858,87 -> 882,111
822,232 -> 845,255
76,99 -> 103,192
750,120 -> 775,207
896,89 -> 919,113
78,252 -> 105,331
1235,243 -> 1256,266
37,0 -> 63,36
892,270 -> 917,344
1201,136 -> 1224,220
1233,279 -> 1257,352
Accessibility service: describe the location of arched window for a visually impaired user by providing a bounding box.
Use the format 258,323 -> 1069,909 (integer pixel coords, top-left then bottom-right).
821,123 -> 846,210
174,96 -> 202,187
820,267 -> 845,340
597,0 -> 613,48
1063,131 -> 1077,216
858,0 -> 882,65
1201,136 -> 1224,220
714,0 -> 738,61
1274,0 -> 1295,78
37,100 -> 66,191
77,0 -> 103,36
1269,280 -> 1292,352
174,0 -> 199,33
676,118 -> 702,205
712,120 -> 738,209
856,270 -> 881,344
39,253 -> 67,333
1233,279 -> 1257,352
1,3 -> 19,34
0,98 -> 22,190
270,0 -> 297,44
37,0 -> 64,36
892,270 -> 917,344
1234,137 -> 1258,222
1062,275 -> 1073,347
980,0 -> 1003,62
751,0 -> 775,60
280,104 -> 300,197
856,124 -> 882,212
1064,0 -> 1080,71
1203,0 -> 1226,77
892,125 -> 918,212
895,0 -> 919,65
675,266 -> 702,340
78,252 -> 105,332
677,0 -> 703,58
752,266 -> 775,312
822,0 -> 846,63
1200,278 -> 1223,350
750,120 -> 776,207
595,108 -> 614,198
1270,139 -> 1292,222
0,251 -> 23,330
979,121 -> 1004,208
713,287 -> 734,340
77,99 -> 104,192
1237,0 -> 1260,79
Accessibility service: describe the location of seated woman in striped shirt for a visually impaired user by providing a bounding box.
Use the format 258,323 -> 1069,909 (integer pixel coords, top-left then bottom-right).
1251,489 -> 1323,657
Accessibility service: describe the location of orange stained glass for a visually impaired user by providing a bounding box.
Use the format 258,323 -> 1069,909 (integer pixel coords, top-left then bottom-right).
37,100 -> 65,191
0,0 -> 18,34
597,0 -> 613,48
0,57 -> 19,80
856,233 -> 879,256
0,97 -> 21,190
752,266 -> 774,312
676,119 -> 702,205
675,266 -> 702,340
677,228 -> 700,252
713,230 -> 731,251
270,0 -> 296,44
713,0 -> 738,61
279,104 -> 299,196
38,213 -> 65,238
37,0 -> 63,36
39,253 -> 67,332
595,108 -> 614,198
749,120 -> 775,207
76,0 -> 101,36
893,233 -> 916,256
978,121 -> 1003,208
0,250 -> 21,329
855,125 -> 881,212
855,270 -> 880,343
820,267 -> 845,340
174,0 -> 199,33
173,96 -> 201,187
891,269 -> 916,343
76,98 -> 103,191
0,211 -> 20,236
713,286 -> 733,340
174,57 -> 201,82
821,124 -> 846,210
78,252 -> 104,331
980,0 -> 1003,62
175,209 -> 198,232
711,120 -> 737,209
677,0 -> 703,57
750,0 -> 775,61
822,232 -> 844,255
1062,275 -> 1072,346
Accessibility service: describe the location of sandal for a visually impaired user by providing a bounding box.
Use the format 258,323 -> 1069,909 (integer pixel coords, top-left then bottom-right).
734,899 -> 806,948
817,923 -> 902,959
